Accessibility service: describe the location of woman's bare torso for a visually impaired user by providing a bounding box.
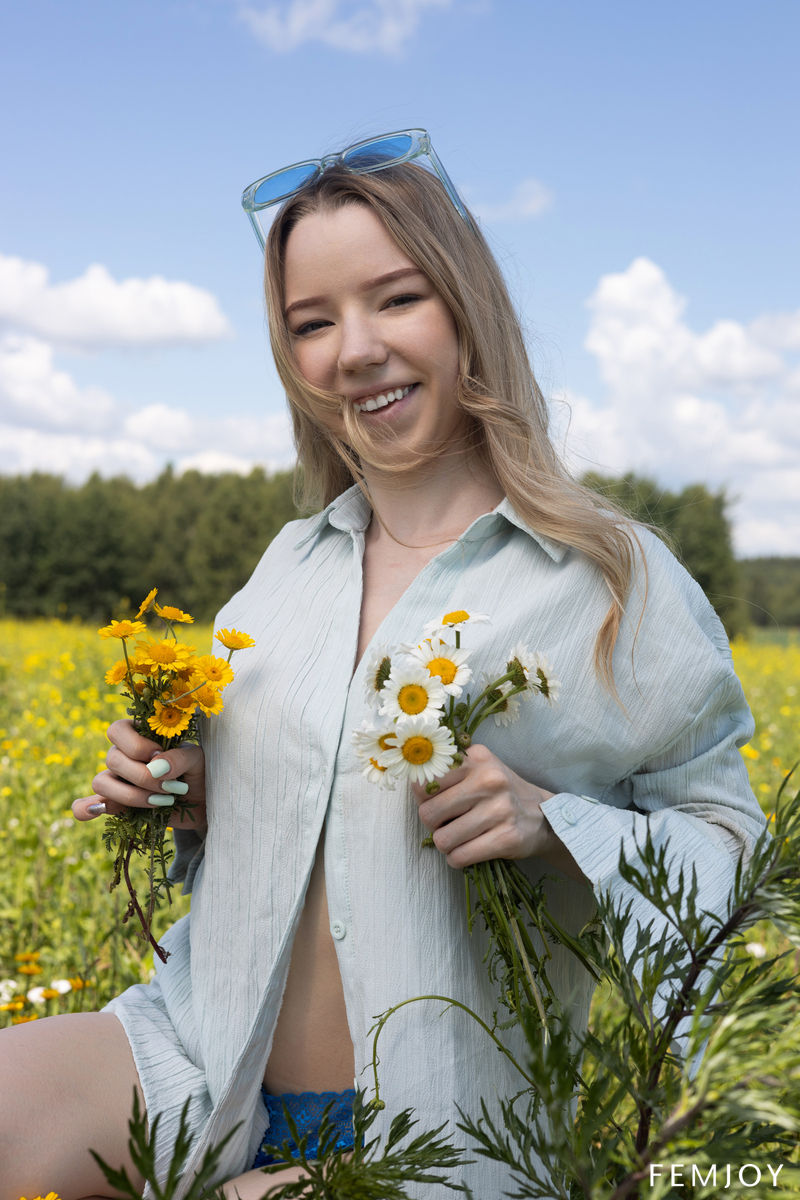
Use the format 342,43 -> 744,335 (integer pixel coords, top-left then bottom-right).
263,533 -> 442,1093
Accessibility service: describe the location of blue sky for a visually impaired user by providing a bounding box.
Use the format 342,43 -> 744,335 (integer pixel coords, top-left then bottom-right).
1,0 -> 798,555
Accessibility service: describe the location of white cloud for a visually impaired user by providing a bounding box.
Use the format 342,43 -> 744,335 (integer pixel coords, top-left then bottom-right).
471,178 -> 554,224
0,334 -> 115,432
559,258 -> 800,555
0,254 -> 232,349
750,310 -> 800,351
238,0 -> 452,55
0,364 -> 296,483
0,423 -> 162,481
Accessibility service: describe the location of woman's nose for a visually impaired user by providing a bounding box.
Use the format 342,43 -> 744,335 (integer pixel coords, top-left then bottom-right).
337,315 -> 388,374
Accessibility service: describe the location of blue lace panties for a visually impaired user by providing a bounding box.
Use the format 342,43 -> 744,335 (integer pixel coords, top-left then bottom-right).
251,1086 -> 356,1167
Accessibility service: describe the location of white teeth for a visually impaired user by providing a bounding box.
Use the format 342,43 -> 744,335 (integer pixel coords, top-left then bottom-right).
355,384 -> 413,413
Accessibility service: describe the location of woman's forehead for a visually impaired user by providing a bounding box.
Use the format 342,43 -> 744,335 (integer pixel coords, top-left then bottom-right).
283,204 -> 416,296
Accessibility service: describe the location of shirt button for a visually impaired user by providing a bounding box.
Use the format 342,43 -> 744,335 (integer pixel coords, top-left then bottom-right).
330,920 -> 346,940
561,802 -> 578,825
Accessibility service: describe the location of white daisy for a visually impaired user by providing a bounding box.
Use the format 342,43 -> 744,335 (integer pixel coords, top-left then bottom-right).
50,978 -> 73,994
480,678 -> 523,727
506,643 -> 560,702
0,979 -> 18,1003
26,986 -> 49,1004
362,646 -> 393,708
408,638 -> 472,697
379,662 -> 447,721
352,720 -> 398,789
424,609 -> 491,639
381,714 -> 457,785
530,653 -> 560,703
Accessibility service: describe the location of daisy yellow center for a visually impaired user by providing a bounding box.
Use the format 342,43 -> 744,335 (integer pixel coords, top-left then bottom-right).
378,734 -> 395,751
402,735 -> 434,765
427,657 -> 457,685
156,705 -> 185,727
146,643 -> 179,664
369,757 -> 387,773
397,683 -> 429,714
442,609 -> 470,624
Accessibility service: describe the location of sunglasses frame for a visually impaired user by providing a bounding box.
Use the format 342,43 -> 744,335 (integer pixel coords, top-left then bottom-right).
241,128 -> 472,250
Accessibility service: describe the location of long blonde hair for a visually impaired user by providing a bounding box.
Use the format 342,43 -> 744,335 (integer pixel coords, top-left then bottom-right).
263,163 -> 637,687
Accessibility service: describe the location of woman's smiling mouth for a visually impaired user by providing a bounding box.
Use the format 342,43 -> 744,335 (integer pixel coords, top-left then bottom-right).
352,383 -> 416,413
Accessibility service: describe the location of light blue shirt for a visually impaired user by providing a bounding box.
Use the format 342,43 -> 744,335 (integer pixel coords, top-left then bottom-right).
106,485 -> 765,1198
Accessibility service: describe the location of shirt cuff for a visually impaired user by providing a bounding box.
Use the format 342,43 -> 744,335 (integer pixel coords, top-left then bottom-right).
540,791 -> 637,889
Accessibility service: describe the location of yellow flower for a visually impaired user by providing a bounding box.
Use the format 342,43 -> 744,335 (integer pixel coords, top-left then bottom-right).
136,640 -> 196,672
14,952 -> 40,962
215,627 -> 256,651
193,683 -> 224,717
97,619 -> 147,640
17,964 -> 41,976
104,661 -> 129,686
11,1013 -> 38,1023
17,1193 -> 61,1200
135,587 -> 158,618
163,684 -> 198,711
155,602 -> 194,624
147,703 -> 194,739
192,655 -> 235,688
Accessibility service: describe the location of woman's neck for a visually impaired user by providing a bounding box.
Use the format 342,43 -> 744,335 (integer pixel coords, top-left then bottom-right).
360,454 -> 504,551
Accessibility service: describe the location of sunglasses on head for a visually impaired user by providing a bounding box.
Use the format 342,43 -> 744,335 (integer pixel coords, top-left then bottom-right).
241,128 -> 472,251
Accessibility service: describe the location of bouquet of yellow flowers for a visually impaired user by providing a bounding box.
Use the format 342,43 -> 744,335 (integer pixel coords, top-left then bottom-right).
98,589 -> 254,961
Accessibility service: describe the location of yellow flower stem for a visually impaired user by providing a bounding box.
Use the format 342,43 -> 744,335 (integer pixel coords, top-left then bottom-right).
168,680 -> 205,705
120,636 -> 135,689
120,836 -> 169,965
368,993 -> 533,1108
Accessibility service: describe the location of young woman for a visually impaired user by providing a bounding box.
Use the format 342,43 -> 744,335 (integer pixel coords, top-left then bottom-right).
1,131 -> 765,1200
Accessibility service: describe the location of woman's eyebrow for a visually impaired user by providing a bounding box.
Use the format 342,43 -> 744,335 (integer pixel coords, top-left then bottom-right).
285,267 -> 424,318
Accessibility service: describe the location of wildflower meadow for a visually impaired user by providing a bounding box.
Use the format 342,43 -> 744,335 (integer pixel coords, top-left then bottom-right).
1,617 -> 797,1031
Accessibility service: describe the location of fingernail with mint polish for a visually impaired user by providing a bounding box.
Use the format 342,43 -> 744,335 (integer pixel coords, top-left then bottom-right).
160,780 -> 189,795
87,802 -> 106,817
147,794 -> 175,807
147,758 -> 170,779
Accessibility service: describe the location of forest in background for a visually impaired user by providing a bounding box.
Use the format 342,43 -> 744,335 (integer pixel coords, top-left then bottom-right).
0,467 -> 797,635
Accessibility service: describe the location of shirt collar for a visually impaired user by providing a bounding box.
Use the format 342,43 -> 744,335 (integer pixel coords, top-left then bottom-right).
293,484 -> 566,562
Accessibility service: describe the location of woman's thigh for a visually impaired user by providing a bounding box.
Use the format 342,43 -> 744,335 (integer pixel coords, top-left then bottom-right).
0,1011 -> 146,1200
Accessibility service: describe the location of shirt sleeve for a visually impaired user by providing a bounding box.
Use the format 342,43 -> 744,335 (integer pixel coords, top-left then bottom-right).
540,518 -> 766,928
167,827 -> 205,893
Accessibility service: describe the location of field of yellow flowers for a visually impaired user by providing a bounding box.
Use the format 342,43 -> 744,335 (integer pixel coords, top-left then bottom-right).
1,619 -> 798,1029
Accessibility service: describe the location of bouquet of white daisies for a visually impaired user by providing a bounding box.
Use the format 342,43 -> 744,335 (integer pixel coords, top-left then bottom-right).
353,609 -> 568,1029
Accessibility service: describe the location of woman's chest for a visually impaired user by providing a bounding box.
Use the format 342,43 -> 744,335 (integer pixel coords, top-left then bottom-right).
356,537 -> 444,663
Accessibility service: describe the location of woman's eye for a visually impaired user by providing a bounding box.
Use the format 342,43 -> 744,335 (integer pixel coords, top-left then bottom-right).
293,318 -> 330,336
385,293 -> 420,309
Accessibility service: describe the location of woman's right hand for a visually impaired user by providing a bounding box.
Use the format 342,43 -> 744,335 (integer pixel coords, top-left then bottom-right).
72,718 -> 207,832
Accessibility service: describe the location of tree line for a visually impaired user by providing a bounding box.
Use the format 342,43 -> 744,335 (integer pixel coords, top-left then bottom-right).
0,468 -> 796,634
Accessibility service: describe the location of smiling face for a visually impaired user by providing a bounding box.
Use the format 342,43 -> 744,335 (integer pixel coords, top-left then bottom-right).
282,202 -> 469,471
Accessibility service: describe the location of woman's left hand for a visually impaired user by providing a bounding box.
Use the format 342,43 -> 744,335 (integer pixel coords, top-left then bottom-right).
412,743 -> 585,881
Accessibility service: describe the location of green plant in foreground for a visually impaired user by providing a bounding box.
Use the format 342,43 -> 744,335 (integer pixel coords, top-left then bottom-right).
94,771 -> 800,1199
457,768 -> 800,1198
92,1089 -> 465,1199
